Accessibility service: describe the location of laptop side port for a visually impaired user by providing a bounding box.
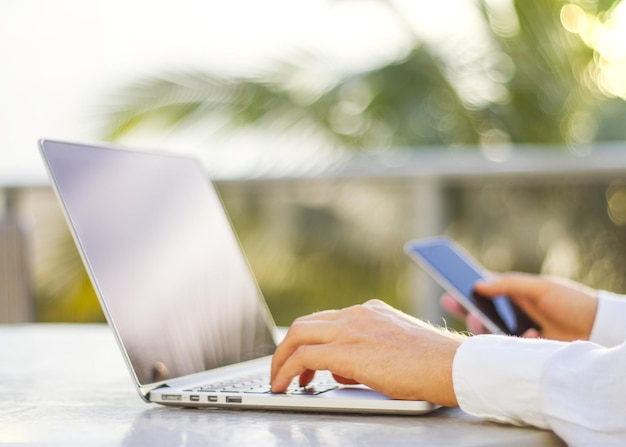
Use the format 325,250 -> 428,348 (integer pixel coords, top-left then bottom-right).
208,396 -> 218,402
225,396 -> 242,403
190,395 -> 200,402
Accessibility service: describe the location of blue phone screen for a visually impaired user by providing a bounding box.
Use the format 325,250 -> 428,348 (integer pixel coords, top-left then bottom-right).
407,238 -> 538,336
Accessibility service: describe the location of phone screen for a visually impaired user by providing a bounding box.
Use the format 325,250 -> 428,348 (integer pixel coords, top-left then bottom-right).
405,237 -> 538,336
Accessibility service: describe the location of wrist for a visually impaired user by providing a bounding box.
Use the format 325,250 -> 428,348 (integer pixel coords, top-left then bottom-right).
433,331 -> 465,407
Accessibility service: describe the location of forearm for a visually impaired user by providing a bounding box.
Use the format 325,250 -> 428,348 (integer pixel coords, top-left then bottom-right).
453,335 -> 561,429
453,291 -> 626,445
454,335 -> 626,445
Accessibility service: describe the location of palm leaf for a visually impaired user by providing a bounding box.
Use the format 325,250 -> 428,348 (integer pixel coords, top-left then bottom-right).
102,46 -> 475,149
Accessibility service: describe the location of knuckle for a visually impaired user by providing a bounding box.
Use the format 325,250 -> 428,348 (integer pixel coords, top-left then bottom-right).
344,303 -> 370,317
287,318 -> 308,335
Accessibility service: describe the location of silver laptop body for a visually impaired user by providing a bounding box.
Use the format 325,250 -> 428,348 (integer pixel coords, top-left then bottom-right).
39,139 -> 437,415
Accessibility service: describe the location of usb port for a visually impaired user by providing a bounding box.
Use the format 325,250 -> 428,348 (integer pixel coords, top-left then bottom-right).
190,395 -> 200,402
225,396 -> 242,403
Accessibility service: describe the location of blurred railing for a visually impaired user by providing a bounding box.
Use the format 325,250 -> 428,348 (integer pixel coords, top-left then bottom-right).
212,143 -> 626,323
210,142 -> 626,251
0,188 -> 34,322
0,143 -> 626,321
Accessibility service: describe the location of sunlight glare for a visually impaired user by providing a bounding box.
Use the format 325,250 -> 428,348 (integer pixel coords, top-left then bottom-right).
562,1 -> 626,100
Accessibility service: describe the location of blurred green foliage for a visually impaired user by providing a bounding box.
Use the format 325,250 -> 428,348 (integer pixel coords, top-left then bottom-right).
104,0 -> 626,147
36,0 -> 626,324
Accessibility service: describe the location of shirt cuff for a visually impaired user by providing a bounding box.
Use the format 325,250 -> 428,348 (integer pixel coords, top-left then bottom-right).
589,290 -> 626,347
453,334 -> 566,428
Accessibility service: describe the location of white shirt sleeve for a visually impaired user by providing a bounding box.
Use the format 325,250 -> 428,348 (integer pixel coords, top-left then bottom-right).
453,291 -> 626,446
589,290 -> 626,347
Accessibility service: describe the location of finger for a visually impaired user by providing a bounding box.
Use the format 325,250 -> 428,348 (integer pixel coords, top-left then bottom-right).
522,328 -> 541,338
298,369 -> 316,387
292,309 -> 342,322
270,320 -> 338,383
467,313 -> 489,334
440,294 -> 468,319
272,344 -> 336,393
474,273 -> 547,303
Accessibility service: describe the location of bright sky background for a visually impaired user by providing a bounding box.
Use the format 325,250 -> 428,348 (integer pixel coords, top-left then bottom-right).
0,0 -> 485,184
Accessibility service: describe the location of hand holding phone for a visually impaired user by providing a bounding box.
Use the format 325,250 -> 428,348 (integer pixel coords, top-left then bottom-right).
404,236 -> 539,336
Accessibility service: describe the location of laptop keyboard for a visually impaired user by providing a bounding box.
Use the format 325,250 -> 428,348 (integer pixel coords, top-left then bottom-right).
185,371 -> 339,396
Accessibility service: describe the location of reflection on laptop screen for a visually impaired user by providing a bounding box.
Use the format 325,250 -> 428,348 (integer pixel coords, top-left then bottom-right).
41,141 -> 276,385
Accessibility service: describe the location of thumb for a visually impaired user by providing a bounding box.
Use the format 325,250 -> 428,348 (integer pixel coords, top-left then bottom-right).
332,373 -> 360,385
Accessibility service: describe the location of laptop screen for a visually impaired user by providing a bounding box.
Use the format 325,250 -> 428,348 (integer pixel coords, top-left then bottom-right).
40,140 -> 277,385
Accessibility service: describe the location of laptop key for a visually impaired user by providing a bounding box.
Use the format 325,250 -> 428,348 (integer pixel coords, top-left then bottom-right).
243,385 -> 273,394
196,371 -> 338,396
289,384 -> 338,395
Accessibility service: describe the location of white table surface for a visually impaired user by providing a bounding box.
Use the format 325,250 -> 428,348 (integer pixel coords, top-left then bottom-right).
0,324 -> 566,446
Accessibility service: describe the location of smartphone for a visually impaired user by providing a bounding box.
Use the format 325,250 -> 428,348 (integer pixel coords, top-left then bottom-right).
404,236 -> 539,336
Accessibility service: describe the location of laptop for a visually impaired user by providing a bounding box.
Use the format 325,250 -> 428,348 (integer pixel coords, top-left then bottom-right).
39,139 -> 437,415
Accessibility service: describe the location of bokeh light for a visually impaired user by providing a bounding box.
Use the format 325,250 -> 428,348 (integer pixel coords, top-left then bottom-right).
562,1 -> 626,99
